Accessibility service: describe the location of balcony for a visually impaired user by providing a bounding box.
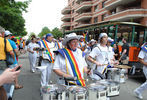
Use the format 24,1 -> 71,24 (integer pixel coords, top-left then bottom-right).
61,14 -> 71,21
76,0 -> 82,4
62,6 -> 71,14
74,23 -> 91,29
75,12 -> 92,22
61,22 -> 71,28
105,0 -> 138,10
105,9 -> 147,22
75,1 -> 92,13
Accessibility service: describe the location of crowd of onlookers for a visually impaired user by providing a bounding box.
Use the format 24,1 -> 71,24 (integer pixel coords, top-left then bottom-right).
0,26 -> 24,100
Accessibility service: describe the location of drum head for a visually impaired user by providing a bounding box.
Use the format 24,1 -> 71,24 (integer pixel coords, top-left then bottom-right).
69,86 -> 86,93
87,83 -> 107,91
98,80 -> 119,86
41,84 -> 66,94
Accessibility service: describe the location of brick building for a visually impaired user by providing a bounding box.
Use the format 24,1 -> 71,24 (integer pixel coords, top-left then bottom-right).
61,0 -> 147,34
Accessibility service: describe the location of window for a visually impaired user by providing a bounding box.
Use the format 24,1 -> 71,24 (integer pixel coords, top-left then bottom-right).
72,10 -> 74,13
102,14 -> 106,21
72,1 -> 75,6
94,17 -> 98,23
94,5 -> 98,12
72,18 -> 74,22
102,1 -> 105,8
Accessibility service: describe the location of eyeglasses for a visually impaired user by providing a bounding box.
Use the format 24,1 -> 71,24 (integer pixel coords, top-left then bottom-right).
70,40 -> 79,44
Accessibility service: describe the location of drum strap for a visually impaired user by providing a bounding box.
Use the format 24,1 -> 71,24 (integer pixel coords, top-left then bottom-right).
79,42 -> 82,47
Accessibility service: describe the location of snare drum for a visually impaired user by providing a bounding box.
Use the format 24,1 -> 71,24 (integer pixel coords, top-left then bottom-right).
98,80 -> 120,97
68,86 -> 87,100
41,84 -> 66,100
107,68 -> 120,82
87,83 -> 107,100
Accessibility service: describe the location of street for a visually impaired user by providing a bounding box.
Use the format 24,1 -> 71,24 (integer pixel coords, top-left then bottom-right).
13,53 -> 147,100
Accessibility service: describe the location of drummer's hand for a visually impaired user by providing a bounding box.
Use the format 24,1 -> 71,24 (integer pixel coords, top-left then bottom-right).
86,69 -> 91,75
114,60 -> 119,65
63,74 -> 72,78
95,61 -> 103,66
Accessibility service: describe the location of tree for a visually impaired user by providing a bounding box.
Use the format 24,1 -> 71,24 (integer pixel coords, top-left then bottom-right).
52,27 -> 63,39
38,27 -> 51,38
0,0 -> 31,36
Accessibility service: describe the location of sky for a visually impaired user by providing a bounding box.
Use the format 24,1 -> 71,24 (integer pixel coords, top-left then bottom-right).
16,0 -> 68,36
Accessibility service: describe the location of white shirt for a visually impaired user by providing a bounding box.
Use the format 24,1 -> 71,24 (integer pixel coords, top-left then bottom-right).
89,44 -> 110,73
78,41 -> 85,47
108,46 -> 115,60
138,50 -> 147,68
40,40 -> 57,60
28,42 -> 39,55
53,48 -> 87,84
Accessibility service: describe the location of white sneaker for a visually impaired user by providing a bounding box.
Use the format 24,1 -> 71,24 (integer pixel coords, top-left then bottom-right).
134,90 -> 143,100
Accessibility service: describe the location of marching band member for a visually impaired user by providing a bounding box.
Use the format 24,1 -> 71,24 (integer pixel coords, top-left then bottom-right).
78,35 -> 86,51
53,33 -> 90,87
87,33 -> 114,80
39,33 -> 57,87
55,37 -> 63,49
27,38 -> 39,73
134,42 -> 147,99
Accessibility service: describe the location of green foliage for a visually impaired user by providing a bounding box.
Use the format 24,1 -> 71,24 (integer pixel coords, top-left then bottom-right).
52,27 -> 63,39
38,27 -> 51,38
0,0 -> 31,36
38,27 -> 63,39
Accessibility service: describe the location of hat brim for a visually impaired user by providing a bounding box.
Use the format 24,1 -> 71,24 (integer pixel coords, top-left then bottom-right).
62,36 -> 78,46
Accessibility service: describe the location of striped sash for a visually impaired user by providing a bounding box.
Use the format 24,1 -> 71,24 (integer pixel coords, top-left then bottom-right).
41,40 -> 54,63
79,42 -> 82,47
56,41 -> 61,49
62,48 -> 86,87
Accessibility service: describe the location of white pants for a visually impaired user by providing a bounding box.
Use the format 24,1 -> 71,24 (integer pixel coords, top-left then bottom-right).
41,60 -> 53,87
29,53 -> 37,72
136,67 -> 147,94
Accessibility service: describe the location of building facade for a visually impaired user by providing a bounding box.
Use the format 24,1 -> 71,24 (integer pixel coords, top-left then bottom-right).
61,0 -> 147,33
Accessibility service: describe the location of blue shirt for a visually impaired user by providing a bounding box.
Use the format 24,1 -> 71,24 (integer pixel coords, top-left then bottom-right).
8,39 -> 18,65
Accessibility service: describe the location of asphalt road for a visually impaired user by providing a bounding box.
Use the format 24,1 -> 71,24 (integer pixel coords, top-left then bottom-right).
12,53 -> 147,100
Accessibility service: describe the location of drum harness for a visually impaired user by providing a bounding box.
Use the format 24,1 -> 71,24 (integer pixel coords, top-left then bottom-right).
92,45 -> 110,79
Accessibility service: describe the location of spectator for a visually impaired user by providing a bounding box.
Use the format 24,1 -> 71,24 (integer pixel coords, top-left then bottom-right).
120,37 -> 129,64
113,43 -> 120,60
5,30 -> 23,90
0,26 -> 15,70
0,67 -> 20,86
0,66 -> 21,100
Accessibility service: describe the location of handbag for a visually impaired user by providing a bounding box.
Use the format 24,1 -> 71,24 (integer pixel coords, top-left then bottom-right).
4,39 -> 14,65
0,86 -> 7,100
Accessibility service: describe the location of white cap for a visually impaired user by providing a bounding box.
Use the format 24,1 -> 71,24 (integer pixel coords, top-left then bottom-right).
5,30 -> 12,36
99,33 -> 107,40
108,37 -> 114,42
